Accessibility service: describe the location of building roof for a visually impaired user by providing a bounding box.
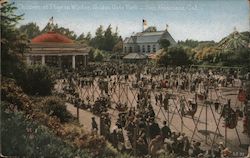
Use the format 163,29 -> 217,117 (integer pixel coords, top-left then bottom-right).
124,30 -> 176,44
31,31 -> 73,43
123,53 -> 147,60
27,31 -> 90,55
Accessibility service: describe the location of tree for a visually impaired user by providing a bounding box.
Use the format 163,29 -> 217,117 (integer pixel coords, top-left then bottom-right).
158,46 -> 190,66
178,39 -> 199,48
41,23 -> 77,40
88,25 -> 122,52
112,39 -> 123,53
91,25 -> 104,49
88,48 -> 95,62
94,51 -> 104,62
85,32 -> 92,42
159,39 -> 171,51
18,65 -> 54,96
19,22 -> 41,39
76,32 -> 85,41
1,2 -> 29,78
42,96 -> 73,123
103,25 -> 116,51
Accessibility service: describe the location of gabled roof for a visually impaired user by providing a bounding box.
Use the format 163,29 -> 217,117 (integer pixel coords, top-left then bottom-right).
124,30 -> 176,44
124,37 -> 134,44
136,31 -> 164,43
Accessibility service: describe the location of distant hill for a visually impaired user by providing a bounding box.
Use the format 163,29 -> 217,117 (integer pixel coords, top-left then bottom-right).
217,31 -> 250,51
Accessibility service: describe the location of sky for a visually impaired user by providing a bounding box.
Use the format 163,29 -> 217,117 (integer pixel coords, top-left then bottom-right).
12,0 -> 250,42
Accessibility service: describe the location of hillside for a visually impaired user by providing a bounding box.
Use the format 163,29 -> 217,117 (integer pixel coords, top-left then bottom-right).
1,77 -> 117,157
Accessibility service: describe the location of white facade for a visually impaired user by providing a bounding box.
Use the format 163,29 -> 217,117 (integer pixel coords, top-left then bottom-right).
123,28 -> 176,54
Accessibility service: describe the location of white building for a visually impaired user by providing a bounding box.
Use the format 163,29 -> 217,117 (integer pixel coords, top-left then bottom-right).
123,26 -> 176,54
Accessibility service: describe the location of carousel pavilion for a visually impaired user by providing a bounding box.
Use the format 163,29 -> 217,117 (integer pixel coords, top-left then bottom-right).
25,31 -> 90,69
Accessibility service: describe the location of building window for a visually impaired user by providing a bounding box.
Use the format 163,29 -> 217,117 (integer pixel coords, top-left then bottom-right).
142,45 -> 145,53
124,47 -> 127,53
147,45 -> 151,53
129,47 -> 132,53
138,45 -> 140,52
153,45 -> 156,52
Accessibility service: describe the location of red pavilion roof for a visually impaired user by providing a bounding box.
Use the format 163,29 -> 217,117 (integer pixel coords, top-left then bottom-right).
31,31 -> 73,43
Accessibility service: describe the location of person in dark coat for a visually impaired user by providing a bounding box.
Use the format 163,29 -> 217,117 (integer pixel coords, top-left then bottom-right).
91,117 -> 98,132
148,119 -> 161,140
161,121 -> 171,139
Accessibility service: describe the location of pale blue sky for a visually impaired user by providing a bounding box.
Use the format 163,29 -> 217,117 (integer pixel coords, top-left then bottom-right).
12,0 -> 249,42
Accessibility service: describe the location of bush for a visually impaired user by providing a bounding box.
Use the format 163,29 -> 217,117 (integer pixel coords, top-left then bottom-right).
95,51 -> 104,62
17,65 -> 54,96
42,96 -> 73,123
1,102 -> 89,157
157,46 -> 190,67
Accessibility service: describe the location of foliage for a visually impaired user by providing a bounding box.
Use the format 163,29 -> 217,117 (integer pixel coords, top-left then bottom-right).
178,39 -> 200,48
190,31 -> 250,66
41,96 -> 73,123
1,3 -> 53,95
1,103 -> 89,157
77,32 -> 85,41
193,43 -> 219,63
1,77 -> 33,112
1,2 -> 29,78
19,21 -> 122,53
88,48 -> 95,62
158,46 -> 190,67
85,32 -> 92,42
41,23 -> 77,40
17,65 -> 54,96
19,22 -> 41,39
76,32 -> 89,44
94,50 -> 104,62
90,25 -> 122,52
91,25 -> 105,49
112,40 -> 123,53
159,39 -> 171,51
219,47 -> 250,67
1,77 -> 118,157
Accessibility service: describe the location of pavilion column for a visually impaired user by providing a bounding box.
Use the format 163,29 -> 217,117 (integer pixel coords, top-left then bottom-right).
84,55 -> 87,67
26,56 -> 31,65
72,55 -> 76,69
41,55 -> 45,65
58,55 -> 62,68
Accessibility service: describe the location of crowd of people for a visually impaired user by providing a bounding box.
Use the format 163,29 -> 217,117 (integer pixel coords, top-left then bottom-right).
53,63 -> 250,157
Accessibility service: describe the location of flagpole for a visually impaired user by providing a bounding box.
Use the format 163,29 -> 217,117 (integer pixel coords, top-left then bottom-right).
142,19 -> 144,32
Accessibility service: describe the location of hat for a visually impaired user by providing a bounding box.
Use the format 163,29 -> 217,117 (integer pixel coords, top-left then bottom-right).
219,141 -> 224,145
177,136 -> 184,141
